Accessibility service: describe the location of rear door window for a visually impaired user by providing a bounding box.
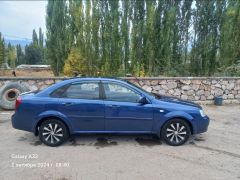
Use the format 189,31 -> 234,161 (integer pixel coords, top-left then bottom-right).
51,82 -> 100,100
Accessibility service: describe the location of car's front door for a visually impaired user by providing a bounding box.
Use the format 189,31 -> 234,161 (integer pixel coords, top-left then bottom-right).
57,81 -> 104,132
102,81 -> 153,132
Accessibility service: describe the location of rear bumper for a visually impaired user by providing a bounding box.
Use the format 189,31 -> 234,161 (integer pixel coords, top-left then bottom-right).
11,113 -> 32,133
11,113 -> 18,129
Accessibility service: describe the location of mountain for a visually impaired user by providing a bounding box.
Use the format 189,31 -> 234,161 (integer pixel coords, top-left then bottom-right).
5,38 -> 31,47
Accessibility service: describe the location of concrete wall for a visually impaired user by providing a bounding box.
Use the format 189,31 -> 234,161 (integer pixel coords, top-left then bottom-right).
0,77 -> 239,104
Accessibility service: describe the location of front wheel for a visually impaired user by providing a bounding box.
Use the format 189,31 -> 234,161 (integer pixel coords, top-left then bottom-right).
161,119 -> 190,146
39,119 -> 69,147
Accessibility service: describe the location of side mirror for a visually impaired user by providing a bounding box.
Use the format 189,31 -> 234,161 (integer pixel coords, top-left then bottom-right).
138,97 -> 148,104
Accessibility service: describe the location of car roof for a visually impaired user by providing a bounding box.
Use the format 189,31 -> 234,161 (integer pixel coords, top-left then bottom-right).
63,77 -> 127,83
36,77 -> 153,99
36,77 -> 128,95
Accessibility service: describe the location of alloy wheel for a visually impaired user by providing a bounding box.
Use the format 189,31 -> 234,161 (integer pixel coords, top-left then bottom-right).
39,119 -> 68,147
161,119 -> 190,146
42,123 -> 64,144
166,122 -> 187,144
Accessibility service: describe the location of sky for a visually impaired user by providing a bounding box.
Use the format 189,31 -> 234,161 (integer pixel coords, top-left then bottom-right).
0,0 -> 47,41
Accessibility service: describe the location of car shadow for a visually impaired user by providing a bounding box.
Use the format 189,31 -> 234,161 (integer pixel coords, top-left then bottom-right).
20,132 -> 205,148
18,132 -> 163,148
67,134 -> 162,148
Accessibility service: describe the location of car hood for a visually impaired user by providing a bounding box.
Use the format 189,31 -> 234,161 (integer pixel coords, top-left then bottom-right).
157,95 -> 201,109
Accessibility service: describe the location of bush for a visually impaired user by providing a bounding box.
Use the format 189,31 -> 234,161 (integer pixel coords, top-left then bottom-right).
63,48 -> 88,76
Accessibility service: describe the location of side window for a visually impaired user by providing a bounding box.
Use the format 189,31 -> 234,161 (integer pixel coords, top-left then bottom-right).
50,84 -> 70,98
51,82 -> 99,100
103,83 -> 141,103
66,82 -> 99,99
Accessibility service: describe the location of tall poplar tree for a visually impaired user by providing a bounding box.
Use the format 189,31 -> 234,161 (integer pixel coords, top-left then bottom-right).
130,0 -> 145,75
7,43 -> 16,68
39,28 -> 44,48
91,0 -> 101,74
220,0 -> 240,69
121,0 -> 131,74
46,0 -> 240,77
16,44 -> 25,65
32,29 -> 38,46
46,0 -> 71,75
0,32 -> 5,66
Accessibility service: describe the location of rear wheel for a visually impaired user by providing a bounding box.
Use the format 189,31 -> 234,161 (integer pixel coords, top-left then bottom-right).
161,118 -> 190,146
39,119 -> 69,147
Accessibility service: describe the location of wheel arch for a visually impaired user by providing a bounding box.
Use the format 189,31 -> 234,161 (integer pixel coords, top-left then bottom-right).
160,116 -> 194,135
34,114 -> 72,136
155,113 -> 197,137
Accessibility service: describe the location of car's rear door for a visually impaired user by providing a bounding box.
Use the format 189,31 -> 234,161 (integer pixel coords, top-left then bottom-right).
57,81 -> 105,132
102,81 -> 153,132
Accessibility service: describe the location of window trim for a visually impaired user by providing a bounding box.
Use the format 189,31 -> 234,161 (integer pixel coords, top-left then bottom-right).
50,81 -> 101,100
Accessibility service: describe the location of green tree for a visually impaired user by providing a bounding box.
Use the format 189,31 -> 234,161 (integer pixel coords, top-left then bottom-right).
84,0 -> 93,74
24,29 -> 45,64
39,28 -> 44,48
130,0 -> 145,73
46,0 -> 71,75
38,28 -> 45,63
91,0 -> 101,74
45,0 -> 240,77
121,0 -> 131,74
25,44 -> 41,64
63,48 -> 87,76
0,32 -> 5,66
219,0 -> 240,71
144,0 -> 155,75
190,0 -> 222,76
108,0 -> 121,74
16,44 -> 25,65
7,43 -> 16,68
99,0 -> 109,75
179,0 -> 193,75
32,29 -> 38,46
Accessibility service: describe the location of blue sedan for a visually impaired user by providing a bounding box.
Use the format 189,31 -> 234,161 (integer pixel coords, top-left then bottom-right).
12,78 -> 209,146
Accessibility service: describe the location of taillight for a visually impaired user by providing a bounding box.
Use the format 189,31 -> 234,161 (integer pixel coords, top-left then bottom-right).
15,97 -> 22,109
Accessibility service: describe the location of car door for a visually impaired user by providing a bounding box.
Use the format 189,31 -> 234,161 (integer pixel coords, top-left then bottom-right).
57,81 -> 105,132
102,81 -> 153,132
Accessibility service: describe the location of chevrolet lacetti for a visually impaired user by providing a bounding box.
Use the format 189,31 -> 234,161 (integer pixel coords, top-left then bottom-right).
12,78 -> 210,146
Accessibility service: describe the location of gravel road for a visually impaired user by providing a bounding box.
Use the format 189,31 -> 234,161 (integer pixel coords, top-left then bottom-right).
0,105 -> 240,180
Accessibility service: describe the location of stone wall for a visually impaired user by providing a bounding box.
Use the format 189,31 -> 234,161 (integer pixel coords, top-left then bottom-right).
0,77 -> 63,92
126,77 -> 240,104
0,77 -> 240,104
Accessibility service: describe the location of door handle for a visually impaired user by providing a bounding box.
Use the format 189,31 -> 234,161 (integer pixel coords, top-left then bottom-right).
61,102 -> 74,106
106,104 -> 120,108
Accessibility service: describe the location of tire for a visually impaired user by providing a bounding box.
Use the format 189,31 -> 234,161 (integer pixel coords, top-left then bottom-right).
161,118 -> 191,146
0,82 -> 29,110
39,119 -> 69,147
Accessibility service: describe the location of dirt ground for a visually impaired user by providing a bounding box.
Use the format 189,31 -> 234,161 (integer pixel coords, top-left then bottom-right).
0,69 -> 54,77
0,105 -> 240,180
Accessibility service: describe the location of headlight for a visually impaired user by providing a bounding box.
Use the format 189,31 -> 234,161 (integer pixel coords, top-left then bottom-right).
199,109 -> 206,117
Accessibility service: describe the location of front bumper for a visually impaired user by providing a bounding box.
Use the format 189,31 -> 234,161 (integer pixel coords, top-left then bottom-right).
196,115 -> 210,134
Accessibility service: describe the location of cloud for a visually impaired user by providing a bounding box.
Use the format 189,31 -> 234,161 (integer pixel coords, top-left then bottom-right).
0,1 -> 47,40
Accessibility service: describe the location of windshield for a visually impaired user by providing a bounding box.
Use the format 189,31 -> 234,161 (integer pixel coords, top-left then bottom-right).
125,80 -> 161,99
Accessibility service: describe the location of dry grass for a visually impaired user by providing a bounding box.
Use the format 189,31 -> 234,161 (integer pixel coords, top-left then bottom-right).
0,69 -> 54,77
